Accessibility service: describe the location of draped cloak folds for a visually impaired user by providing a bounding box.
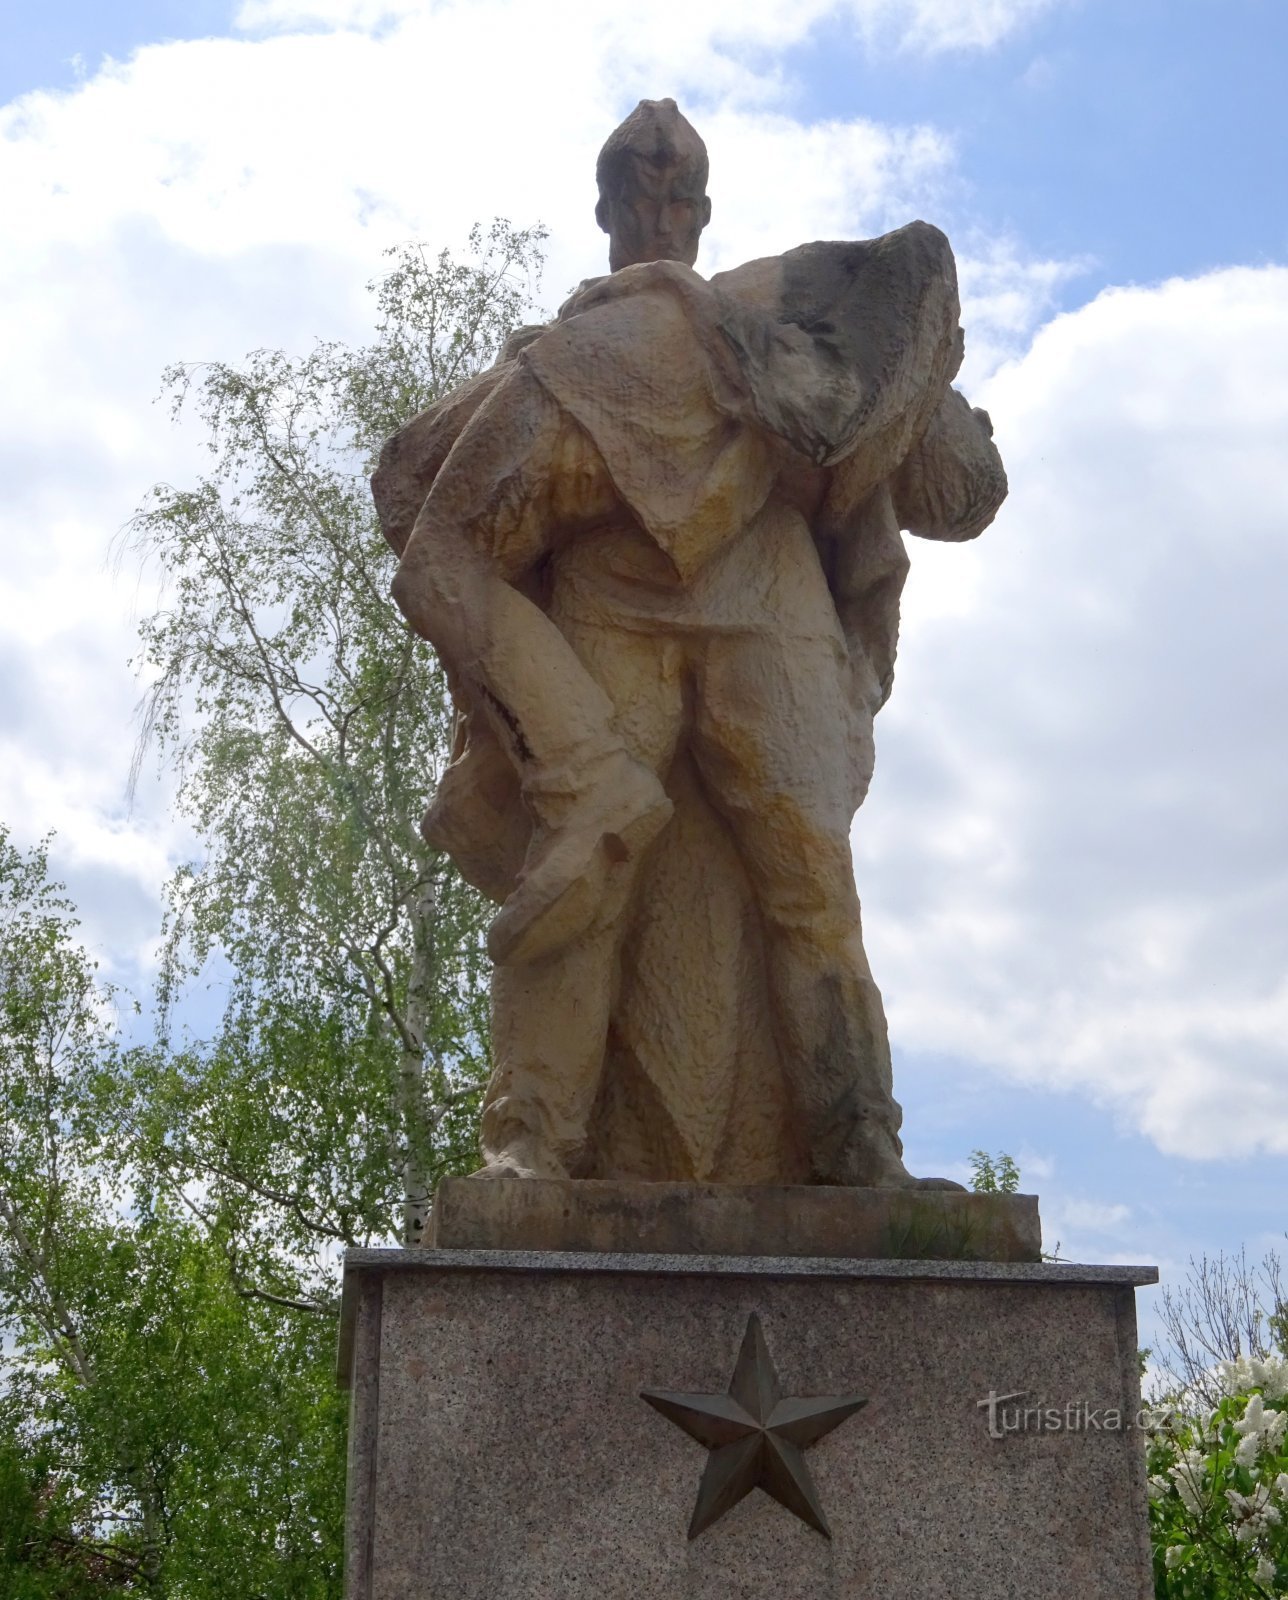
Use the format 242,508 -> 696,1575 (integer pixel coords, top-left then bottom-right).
372,221 -> 1007,1181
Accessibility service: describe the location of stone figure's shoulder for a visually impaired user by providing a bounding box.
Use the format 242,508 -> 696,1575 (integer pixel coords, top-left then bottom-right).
495,322 -> 549,362
371,363 -> 510,557
795,219 -> 952,267
777,224 -> 957,330
712,221 -> 956,316
553,261 -> 714,327
865,218 -> 954,265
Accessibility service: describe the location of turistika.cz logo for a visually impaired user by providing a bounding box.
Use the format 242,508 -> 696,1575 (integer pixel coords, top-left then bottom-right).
977,1389 -> 1160,1439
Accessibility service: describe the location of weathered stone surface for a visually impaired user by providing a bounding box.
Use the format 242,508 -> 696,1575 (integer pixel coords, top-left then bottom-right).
340,1250 -> 1156,1599
429,1177 -> 1042,1262
375,99 -> 1006,1191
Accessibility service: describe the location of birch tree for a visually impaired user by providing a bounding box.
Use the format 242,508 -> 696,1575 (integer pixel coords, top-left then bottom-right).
0,828 -> 348,1599
125,222 -> 546,1249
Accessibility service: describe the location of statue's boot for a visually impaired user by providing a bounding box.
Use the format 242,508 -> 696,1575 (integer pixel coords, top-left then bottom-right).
470,1139 -> 561,1181
838,1121 -> 967,1193
487,750 -> 673,968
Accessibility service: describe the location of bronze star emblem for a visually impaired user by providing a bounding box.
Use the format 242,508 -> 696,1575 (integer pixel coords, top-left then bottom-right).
641,1312 -> 866,1539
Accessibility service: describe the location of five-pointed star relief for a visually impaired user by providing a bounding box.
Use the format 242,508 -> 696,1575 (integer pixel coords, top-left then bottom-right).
641,1312 -> 866,1539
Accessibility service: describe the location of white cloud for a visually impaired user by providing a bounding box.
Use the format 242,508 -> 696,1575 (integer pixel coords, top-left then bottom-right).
1015,1148 -> 1055,1182
957,237 -> 1089,388
862,265 -> 1288,1161
1,0 -> 1046,985
1040,1195 -> 1141,1267
234,0 -> 1059,58
7,2 -> 1275,1180
864,0 -> 1057,52
1052,1199 -> 1132,1235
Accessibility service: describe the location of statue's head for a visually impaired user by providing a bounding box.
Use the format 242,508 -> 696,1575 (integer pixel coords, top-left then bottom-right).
595,98 -> 711,272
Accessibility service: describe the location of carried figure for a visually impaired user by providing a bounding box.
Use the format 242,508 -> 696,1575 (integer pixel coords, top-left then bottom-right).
374,100 -> 1006,1189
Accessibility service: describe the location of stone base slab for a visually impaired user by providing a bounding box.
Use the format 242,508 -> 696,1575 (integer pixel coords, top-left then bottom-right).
429,1177 -> 1042,1261
341,1249 -> 1156,1599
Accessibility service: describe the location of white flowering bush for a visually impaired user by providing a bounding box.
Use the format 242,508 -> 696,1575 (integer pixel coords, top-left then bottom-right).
1147,1355 -> 1288,1596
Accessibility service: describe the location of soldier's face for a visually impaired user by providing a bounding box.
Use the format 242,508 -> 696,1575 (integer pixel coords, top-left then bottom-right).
601,156 -> 710,272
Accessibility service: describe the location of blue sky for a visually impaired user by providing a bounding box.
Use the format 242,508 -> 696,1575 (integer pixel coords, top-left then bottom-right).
0,1 -> 228,102
9,0 -> 1286,293
1,0 -> 1286,1352
798,0 -> 1288,295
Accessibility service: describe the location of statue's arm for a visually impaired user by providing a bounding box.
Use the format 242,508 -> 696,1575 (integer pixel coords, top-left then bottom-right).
496,324 -> 547,361
370,362 -> 513,558
371,306 -> 575,558
890,385 -> 1008,542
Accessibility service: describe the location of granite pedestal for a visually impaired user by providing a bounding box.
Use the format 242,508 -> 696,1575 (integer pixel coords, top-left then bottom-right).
340,1243 -> 1158,1599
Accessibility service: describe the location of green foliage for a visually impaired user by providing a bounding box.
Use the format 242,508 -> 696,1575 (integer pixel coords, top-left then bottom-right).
1147,1249 -> 1288,1597
123,220 -> 547,1248
4,223 -> 548,1596
1146,1367 -> 1288,1597
968,1149 -> 1021,1194
1,829 -> 347,1598
0,831 -> 138,1596
7,217 -> 1288,1600
0,1420 -> 129,1597
880,1196 -> 993,1261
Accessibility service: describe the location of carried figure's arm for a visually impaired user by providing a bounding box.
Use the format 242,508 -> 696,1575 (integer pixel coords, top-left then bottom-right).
371,364 -> 510,558
890,384 -> 1008,543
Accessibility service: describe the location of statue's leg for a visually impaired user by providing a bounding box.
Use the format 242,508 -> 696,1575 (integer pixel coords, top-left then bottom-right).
480,943 -> 620,1179
694,625 -> 960,1190
476,619 -> 686,1178
391,365 -> 672,966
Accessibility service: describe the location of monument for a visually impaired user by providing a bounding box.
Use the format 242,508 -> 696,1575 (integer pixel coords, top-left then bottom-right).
373,98 -> 1005,1190
342,100 -> 1156,1598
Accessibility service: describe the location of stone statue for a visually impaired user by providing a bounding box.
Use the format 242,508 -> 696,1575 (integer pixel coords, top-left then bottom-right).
374,100 -> 1006,1190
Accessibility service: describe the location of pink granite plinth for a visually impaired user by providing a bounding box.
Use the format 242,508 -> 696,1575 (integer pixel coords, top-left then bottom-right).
340,1250 -> 1156,1600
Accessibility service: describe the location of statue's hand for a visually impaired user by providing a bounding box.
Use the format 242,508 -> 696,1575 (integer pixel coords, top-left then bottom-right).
890,386 -> 1008,543
496,323 -> 547,363
562,258 -> 702,319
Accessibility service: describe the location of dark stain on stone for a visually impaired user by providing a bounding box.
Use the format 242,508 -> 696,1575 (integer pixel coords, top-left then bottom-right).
481,686 -> 534,762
